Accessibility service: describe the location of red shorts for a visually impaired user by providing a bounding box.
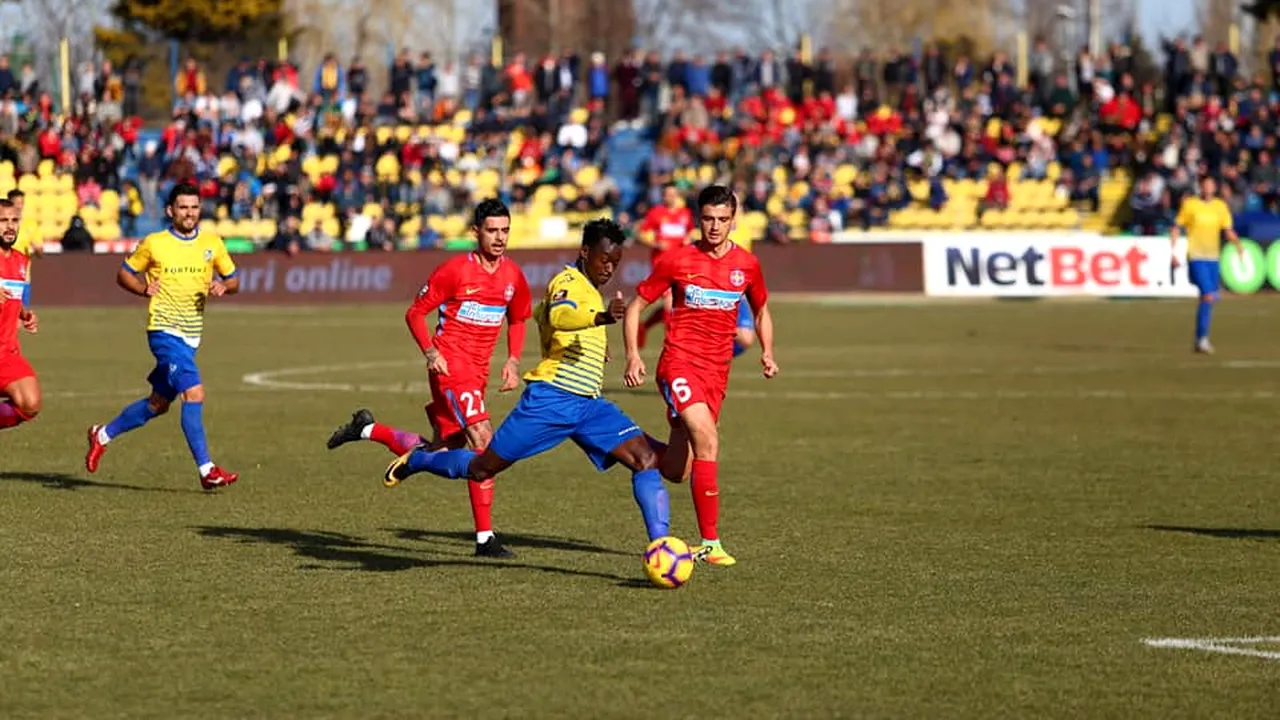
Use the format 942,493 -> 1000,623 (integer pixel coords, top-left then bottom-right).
425,370 -> 490,440
656,364 -> 726,427
0,351 -> 35,392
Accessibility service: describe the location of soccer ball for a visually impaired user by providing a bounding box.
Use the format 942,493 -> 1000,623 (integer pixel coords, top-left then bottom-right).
643,536 -> 695,589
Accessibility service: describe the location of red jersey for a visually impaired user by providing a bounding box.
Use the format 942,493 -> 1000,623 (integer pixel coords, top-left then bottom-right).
406,253 -> 532,377
636,242 -> 767,376
0,248 -> 30,352
639,205 -> 693,257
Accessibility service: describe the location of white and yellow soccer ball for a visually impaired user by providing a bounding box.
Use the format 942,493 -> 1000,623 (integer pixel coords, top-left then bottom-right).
643,536 -> 695,589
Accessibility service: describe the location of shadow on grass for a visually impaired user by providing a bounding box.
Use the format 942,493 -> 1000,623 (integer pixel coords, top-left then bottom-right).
387,528 -> 632,557
0,471 -> 196,494
1145,525 -> 1280,541
195,526 -> 640,583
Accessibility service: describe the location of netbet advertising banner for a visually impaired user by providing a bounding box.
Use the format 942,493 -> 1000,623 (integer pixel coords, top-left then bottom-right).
1219,239 -> 1280,294
923,234 -> 1196,298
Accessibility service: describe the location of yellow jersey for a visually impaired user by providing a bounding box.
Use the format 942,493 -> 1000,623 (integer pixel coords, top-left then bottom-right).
1176,196 -> 1233,261
122,226 -> 236,347
13,219 -> 41,257
523,265 -> 608,398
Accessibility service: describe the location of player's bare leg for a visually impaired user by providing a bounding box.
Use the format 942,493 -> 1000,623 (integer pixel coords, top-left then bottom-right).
87,391 -> 171,473
678,402 -> 735,566
461,420 -> 514,559
656,425 -> 692,483
610,434 -> 672,542
0,375 -> 41,430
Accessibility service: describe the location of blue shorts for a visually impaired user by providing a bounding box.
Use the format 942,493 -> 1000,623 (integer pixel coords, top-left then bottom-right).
1188,259 -> 1220,296
489,382 -> 643,471
146,331 -> 202,401
737,301 -> 754,331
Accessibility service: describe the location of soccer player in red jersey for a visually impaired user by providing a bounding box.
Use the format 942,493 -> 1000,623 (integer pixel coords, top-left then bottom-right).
635,183 -> 694,348
327,198 -> 532,558
623,185 -> 778,566
0,199 -> 41,432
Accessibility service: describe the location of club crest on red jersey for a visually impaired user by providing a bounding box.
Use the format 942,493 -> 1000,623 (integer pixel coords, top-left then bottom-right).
504,283 -> 515,301
729,269 -> 746,287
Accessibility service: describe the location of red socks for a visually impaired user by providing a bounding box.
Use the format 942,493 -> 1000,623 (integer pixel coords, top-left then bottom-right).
690,459 -> 719,541
638,308 -> 667,349
369,423 -> 422,456
468,479 -> 495,536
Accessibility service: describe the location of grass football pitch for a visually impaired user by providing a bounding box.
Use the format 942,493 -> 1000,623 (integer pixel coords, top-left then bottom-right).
3,297 -> 1280,718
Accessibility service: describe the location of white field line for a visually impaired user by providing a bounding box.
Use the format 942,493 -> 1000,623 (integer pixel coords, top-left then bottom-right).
1143,637 -> 1280,661
237,361 -> 1280,401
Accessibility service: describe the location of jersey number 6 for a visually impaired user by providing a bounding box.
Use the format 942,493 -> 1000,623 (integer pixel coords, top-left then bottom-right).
670,377 -> 692,404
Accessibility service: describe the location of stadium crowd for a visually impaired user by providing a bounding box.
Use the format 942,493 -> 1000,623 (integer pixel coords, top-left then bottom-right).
1,34 -> 1279,249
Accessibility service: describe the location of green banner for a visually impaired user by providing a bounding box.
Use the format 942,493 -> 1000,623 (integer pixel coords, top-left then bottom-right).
1219,239 -> 1273,294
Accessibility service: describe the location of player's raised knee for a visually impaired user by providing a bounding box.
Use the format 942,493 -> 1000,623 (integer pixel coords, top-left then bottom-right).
182,385 -> 206,403
148,395 -> 172,415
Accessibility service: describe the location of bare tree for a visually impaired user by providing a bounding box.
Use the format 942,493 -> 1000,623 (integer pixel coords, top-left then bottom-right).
1196,0 -> 1236,44
286,0 -> 491,90
813,0 -> 1017,55
20,0 -> 110,84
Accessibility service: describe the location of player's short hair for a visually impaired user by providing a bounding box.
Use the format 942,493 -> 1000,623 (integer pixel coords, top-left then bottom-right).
697,184 -> 737,213
472,198 -> 510,228
581,218 -> 625,249
7,189 -> 23,201
167,182 -> 200,207
0,199 -> 14,209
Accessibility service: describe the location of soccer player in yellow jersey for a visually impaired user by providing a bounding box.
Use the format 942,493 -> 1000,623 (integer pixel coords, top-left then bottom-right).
383,220 -> 673,545
1170,176 -> 1243,354
9,190 -> 39,305
85,183 -> 242,489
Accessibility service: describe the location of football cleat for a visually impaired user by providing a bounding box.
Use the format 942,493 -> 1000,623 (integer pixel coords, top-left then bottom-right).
327,408 -> 375,450
85,425 -> 107,474
384,452 -> 414,488
475,536 -> 517,559
693,543 -> 737,566
1195,338 -> 1215,355
200,466 -> 239,491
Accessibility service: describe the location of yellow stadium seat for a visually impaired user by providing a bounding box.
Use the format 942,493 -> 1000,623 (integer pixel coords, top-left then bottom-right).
0,161 -> 13,178
375,154 -> 400,179
395,125 -> 412,143
400,216 -> 421,238
254,219 -> 277,239
560,185 -> 580,202
37,159 -> 55,178
441,215 -> 467,238
273,145 -> 292,164
320,155 -> 340,174
834,164 -> 857,186
97,222 -> 122,241
427,215 -> 445,232
445,169 -> 462,186
453,109 -> 472,126
375,127 -> 392,145
321,218 -> 341,237
17,175 -> 38,193
785,209 -> 807,229
574,166 -> 600,188
300,218 -> 317,234
214,219 -> 237,237
361,203 -> 383,219
79,205 -> 101,224
319,203 -> 336,220
217,156 -> 238,177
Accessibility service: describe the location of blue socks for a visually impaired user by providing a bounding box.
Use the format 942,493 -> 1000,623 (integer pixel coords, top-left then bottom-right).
181,402 -> 212,469
104,398 -> 158,440
406,447 -> 476,479
631,468 -> 670,541
1196,299 -> 1213,341
732,340 -> 746,357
